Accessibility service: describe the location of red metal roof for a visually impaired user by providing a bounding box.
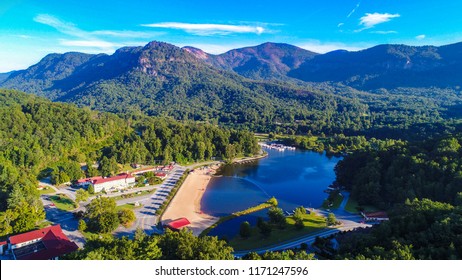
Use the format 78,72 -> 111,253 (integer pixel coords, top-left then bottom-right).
0,240 -> 7,246
8,224 -> 78,260
9,225 -> 78,260
77,176 -> 102,184
155,172 -> 167,177
9,226 -> 54,245
93,173 -> 134,185
166,218 -> 191,230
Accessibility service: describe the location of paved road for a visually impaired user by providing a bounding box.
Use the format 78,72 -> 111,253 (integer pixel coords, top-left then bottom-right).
114,166 -> 187,237
41,195 -> 86,248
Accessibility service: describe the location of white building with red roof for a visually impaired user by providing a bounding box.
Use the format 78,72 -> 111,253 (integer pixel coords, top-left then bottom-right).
92,173 -> 135,193
3,225 -> 78,260
76,173 -> 135,193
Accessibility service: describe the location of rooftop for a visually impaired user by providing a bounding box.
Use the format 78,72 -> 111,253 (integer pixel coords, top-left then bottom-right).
92,173 -> 134,185
166,218 -> 191,230
9,225 -> 78,260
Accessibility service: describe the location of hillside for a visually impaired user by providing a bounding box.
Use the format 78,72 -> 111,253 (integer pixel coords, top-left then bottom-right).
289,43 -> 462,89
0,41 -> 372,135
2,41 -> 462,138
184,42 -> 318,80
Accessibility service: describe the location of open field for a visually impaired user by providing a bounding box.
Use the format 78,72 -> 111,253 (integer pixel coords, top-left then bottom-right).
39,187 -> 56,195
49,194 -> 76,211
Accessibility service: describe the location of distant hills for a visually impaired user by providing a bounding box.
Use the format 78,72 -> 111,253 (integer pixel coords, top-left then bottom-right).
183,42 -> 318,80
185,42 -> 462,88
289,43 -> 462,89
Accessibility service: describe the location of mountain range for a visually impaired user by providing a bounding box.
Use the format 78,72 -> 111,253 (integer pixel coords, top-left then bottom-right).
1,40 -> 462,136
3,41 -> 462,93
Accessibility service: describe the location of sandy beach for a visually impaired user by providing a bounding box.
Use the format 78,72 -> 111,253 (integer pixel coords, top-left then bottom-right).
161,164 -> 221,236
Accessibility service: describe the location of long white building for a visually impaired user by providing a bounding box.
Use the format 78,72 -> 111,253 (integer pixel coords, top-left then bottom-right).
76,173 -> 135,193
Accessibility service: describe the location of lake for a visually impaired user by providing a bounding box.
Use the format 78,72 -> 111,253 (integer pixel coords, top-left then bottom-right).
201,148 -> 342,238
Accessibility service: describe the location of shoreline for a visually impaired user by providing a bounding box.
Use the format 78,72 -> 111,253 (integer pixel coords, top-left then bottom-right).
161,152 -> 267,236
161,164 -> 221,236
232,151 -> 268,164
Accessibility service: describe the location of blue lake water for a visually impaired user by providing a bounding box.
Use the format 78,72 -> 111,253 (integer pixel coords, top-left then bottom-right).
201,148 -> 342,238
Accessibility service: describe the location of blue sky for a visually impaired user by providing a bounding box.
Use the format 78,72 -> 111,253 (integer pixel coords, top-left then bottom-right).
1,0 -> 461,72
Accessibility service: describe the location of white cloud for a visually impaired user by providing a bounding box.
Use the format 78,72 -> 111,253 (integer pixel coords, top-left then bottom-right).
371,30 -> 398,34
34,14 -> 87,38
175,43 -> 249,54
337,23 -> 344,28
91,30 -> 161,38
347,2 -> 361,18
142,22 -> 266,36
359,13 -> 400,30
416,34 -> 426,40
33,14 -> 157,52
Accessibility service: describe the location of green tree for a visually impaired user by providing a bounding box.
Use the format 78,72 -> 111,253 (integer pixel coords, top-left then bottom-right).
85,197 -> 119,233
157,229 -> 234,260
87,184 -> 95,194
267,207 -> 286,228
87,165 -> 99,177
75,189 -> 90,204
0,209 -> 18,237
99,156 -> 119,177
259,221 -> 272,238
239,221 -> 251,238
268,197 -> 278,206
118,208 -> 136,227
327,213 -> 338,226
293,206 -> 306,229
78,219 -> 87,231
224,144 -> 236,162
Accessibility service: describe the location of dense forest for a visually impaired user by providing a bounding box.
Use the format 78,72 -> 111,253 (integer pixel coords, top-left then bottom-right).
0,89 -> 259,237
332,137 -> 462,259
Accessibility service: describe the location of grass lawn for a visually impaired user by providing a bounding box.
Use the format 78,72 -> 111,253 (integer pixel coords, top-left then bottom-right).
80,230 -> 113,241
344,197 -> 380,213
50,194 -> 76,211
322,192 -> 344,209
229,212 -> 327,251
39,187 -> 56,195
116,203 -> 142,211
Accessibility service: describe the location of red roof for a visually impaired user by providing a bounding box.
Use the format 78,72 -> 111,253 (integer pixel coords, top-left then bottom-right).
9,225 -> 78,260
155,172 -> 167,177
77,176 -> 102,184
0,240 -> 7,246
93,173 -> 134,185
166,218 -> 191,230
